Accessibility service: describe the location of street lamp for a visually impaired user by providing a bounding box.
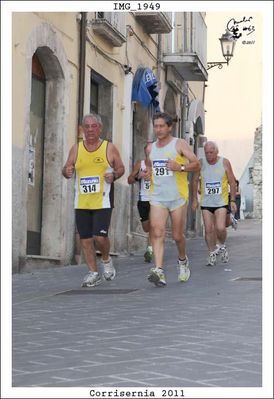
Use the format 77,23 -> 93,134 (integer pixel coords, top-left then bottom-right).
207,29 -> 236,70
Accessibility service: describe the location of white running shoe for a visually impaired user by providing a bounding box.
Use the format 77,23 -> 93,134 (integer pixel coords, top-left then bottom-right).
102,258 -> 116,281
177,257 -> 190,282
206,251 -> 217,266
230,214 -> 238,230
148,267 -> 167,287
219,245 -> 229,263
214,244 -> 221,256
81,271 -> 102,288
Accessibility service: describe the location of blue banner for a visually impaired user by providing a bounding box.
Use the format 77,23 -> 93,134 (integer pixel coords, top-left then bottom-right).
132,67 -> 160,112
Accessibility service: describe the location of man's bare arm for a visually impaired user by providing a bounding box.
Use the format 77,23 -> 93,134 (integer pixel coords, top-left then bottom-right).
107,143 -> 125,182
224,158 -> 237,213
62,144 -> 77,179
167,139 -> 200,172
128,161 -> 141,184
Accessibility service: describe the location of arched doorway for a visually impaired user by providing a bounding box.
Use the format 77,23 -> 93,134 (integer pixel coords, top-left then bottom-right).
163,87 -> 178,136
16,23 -> 71,271
26,53 -> 46,254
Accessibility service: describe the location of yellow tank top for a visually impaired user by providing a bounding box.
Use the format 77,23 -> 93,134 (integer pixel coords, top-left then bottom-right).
74,140 -> 113,209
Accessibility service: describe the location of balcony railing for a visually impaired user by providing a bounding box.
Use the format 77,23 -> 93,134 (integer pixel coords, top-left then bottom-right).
163,12 -> 208,81
91,12 -> 126,47
134,12 -> 172,34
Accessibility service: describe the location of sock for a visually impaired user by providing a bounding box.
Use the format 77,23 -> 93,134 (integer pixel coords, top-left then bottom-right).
102,258 -> 111,264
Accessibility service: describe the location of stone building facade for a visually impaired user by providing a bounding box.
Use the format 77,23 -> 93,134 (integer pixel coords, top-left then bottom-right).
12,11 -> 208,272
253,125 -> 262,219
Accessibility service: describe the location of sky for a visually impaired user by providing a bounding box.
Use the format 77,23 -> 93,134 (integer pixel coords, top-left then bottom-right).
205,11 -> 263,180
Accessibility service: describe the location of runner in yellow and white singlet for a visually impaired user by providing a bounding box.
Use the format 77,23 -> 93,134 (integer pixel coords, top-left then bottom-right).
192,141 -> 237,266
145,112 -> 200,287
62,114 -> 124,287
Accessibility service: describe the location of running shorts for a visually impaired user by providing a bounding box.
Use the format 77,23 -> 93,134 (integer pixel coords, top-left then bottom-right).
75,208 -> 112,239
137,200 -> 150,222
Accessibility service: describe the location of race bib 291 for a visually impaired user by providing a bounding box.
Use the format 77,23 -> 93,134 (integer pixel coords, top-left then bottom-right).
153,159 -> 173,177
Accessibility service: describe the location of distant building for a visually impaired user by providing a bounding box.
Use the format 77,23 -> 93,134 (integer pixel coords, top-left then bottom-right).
253,126 -> 262,219
239,125 -> 262,219
239,154 -> 254,218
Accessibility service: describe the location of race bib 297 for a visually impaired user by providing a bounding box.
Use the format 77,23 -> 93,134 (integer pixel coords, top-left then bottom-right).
205,181 -> 222,195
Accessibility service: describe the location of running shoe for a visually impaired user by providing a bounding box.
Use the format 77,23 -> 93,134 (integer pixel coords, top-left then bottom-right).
206,251 -> 217,266
230,214 -> 238,230
148,267 -> 166,287
214,244 -> 221,255
219,245 -> 229,263
102,258 -> 116,280
177,257 -> 190,282
144,246 -> 153,263
81,271 -> 102,288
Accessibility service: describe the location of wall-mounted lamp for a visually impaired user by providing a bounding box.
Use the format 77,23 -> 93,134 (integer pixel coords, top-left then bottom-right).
207,29 -> 236,70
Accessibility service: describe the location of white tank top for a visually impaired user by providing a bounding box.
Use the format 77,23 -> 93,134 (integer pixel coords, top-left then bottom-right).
149,138 -> 189,201
138,160 -> 150,201
200,157 -> 229,207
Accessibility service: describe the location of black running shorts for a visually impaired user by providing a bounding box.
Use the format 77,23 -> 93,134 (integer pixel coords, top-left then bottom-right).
75,208 -> 112,239
201,205 -> 229,214
137,200 -> 150,222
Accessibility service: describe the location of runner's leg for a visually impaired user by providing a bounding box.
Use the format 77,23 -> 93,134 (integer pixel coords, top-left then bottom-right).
149,205 -> 169,268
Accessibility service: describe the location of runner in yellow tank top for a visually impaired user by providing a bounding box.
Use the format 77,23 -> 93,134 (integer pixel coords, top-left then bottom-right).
62,114 -> 124,287
74,140 -> 113,209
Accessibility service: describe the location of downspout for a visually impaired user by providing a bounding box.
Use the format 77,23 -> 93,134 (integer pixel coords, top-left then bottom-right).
148,34 -> 162,142
157,33 -> 162,82
181,91 -> 188,139
75,12 -> 87,264
78,12 -> 87,126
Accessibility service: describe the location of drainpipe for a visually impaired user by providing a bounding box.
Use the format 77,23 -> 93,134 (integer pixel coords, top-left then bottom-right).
75,12 -> 87,264
78,12 -> 87,126
181,82 -> 188,139
157,33 -> 162,82
148,34 -> 162,142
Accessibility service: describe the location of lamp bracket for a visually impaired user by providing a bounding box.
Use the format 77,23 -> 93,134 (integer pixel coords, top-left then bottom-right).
207,61 -> 228,71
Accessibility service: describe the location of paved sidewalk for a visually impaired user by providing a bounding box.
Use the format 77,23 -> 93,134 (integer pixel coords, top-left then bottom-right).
12,219 -> 262,388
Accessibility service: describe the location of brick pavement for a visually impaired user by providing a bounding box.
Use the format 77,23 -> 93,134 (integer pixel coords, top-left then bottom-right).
11,219 -> 263,389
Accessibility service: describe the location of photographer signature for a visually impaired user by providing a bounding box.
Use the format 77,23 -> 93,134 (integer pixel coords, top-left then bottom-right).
227,16 -> 255,39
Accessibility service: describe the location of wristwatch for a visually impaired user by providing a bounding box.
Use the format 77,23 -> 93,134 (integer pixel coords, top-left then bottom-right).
180,165 -> 185,172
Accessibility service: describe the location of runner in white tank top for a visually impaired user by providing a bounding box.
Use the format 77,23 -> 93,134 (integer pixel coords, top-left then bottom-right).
192,141 -> 237,266
145,113 -> 200,287
127,145 -> 153,262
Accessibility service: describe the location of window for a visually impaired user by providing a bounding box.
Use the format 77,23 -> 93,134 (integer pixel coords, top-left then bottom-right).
90,80 -> 99,114
90,70 -> 113,141
248,167 -> 254,184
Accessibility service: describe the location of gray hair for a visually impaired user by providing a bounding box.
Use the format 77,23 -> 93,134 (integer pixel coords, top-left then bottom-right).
82,113 -> 102,126
204,141 -> 219,153
152,112 -> 173,127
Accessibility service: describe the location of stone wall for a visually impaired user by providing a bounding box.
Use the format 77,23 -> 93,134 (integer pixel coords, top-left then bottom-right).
253,126 -> 262,219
